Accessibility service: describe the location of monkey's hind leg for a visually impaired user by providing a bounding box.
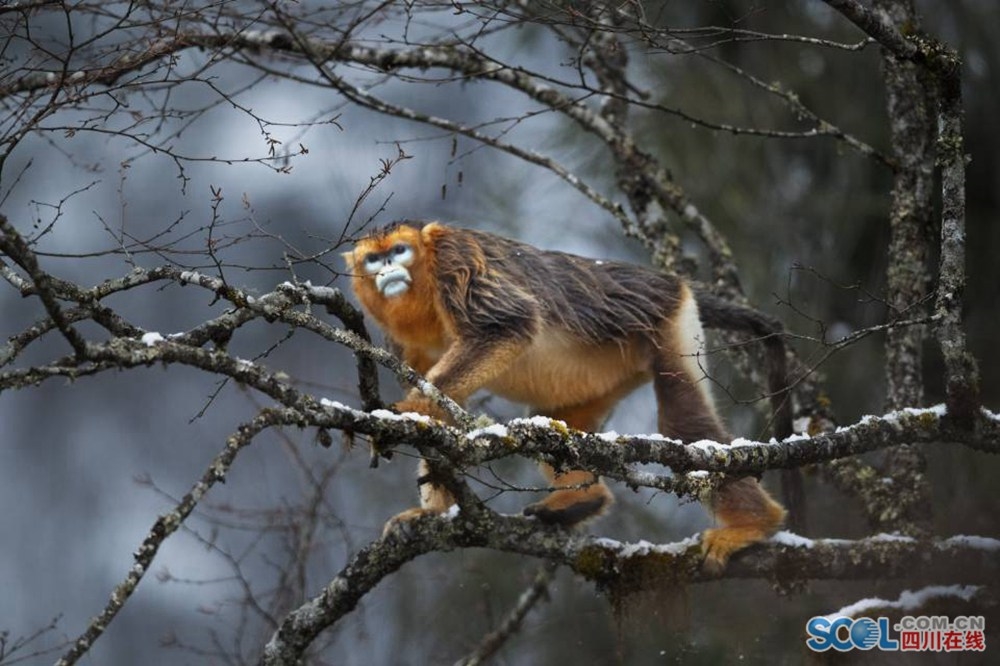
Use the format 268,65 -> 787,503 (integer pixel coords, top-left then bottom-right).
701,477 -> 786,573
522,398 -> 616,527
651,333 -> 785,571
383,458 -> 457,536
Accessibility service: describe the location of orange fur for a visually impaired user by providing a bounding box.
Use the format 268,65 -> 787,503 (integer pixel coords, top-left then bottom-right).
701,476 -> 787,571
345,223 -> 453,355
347,221 -> 785,568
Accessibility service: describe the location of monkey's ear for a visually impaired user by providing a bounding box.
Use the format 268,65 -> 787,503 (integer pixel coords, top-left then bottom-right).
420,221 -> 447,246
341,250 -> 357,272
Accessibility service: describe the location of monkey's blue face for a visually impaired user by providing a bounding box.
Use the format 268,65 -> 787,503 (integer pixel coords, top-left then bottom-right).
363,242 -> 415,298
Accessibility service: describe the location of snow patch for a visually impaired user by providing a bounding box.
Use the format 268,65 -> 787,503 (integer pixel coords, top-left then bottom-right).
141,332 -> 165,346
320,398 -> 354,412
688,437 -> 766,450
900,404 -> 947,417
305,283 -> 341,300
825,596 -> 892,621
825,585 -> 980,621
465,424 -> 509,440
836,405 -> 947,434
592,537 -> 622,550
688,439 -> 722,452
941,535 -> 1000,551
591,536 -> 698,558
869,533 -> 916,544
510,415 -> 568,429
371,408 -> 432,424
771,531 -> 815,548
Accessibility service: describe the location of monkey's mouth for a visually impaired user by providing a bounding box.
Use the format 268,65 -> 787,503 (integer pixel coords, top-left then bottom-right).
376,270 -> 411,297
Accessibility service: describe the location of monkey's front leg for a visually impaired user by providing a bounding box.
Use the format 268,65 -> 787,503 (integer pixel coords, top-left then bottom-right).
382,459 -> 457,535
394,337 -> 526,422
385,338 -> 527,534
392,347 -> 447,421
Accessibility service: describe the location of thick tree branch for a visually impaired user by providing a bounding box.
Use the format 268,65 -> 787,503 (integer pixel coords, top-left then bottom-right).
934,56 -> 980,429
262,512 -> 1000,665
876,0 -> 936,411
870,0 -> 936,537
472,407 -> 1000,479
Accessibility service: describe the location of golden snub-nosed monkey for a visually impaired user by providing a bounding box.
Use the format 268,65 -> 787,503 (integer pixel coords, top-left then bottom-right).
344,220 -> 787,570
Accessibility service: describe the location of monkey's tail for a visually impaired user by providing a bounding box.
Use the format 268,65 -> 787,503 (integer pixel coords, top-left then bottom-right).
693,289 -> 806,532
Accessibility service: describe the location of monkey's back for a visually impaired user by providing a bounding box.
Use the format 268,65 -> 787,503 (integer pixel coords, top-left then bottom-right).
456,228 -> 686,345
416,227 -> 691,410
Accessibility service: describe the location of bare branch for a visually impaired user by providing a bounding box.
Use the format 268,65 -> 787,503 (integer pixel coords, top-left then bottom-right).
820,0 -> 918,58
454,561 -> 557,666
56,408 -> 289,666
0,215 -> 87,358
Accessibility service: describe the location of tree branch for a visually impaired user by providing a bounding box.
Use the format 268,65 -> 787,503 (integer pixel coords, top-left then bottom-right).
934,50 -> 980,429
55,408 -> 288,666
0,215 -> 87,358
262,512 -> 1000,665
454,561 -> 557,666
820,0 -> 918,58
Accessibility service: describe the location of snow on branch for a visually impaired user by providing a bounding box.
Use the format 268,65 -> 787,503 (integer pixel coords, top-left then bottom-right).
824,584 -> 987,621
2,261 -> 997,490
261,513 -> 1000,666
455,407 -> 1000,479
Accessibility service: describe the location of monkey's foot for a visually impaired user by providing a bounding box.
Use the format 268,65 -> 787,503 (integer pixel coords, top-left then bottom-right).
382,505 -> 455,537
700,526 -> 771,573
523,489 -> 612,527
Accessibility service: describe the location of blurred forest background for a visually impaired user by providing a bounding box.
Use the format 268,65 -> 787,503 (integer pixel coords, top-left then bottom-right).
1,1 -> 997,664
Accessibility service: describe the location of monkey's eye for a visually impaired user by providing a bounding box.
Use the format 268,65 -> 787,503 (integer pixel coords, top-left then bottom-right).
391,243 -> 414,265
362,252 -> 383,273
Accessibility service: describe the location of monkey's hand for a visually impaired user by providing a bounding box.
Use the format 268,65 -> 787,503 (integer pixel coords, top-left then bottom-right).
394,394 -> 449,423
383,457 -> 458,537
382,506 -> 452,537
369,395 -> 444,465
